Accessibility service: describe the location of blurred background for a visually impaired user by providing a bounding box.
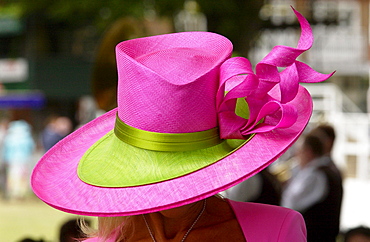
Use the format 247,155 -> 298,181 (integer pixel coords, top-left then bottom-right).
0,0 -> 370,241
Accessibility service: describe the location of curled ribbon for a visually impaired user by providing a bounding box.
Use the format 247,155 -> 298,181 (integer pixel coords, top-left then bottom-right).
217,7 -> 335,140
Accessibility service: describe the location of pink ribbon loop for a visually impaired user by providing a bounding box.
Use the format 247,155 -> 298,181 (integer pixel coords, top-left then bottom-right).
217,57 -> 258,109
218,98 -> 298,139
217,7 -> 334,140
240,100 -> 298,135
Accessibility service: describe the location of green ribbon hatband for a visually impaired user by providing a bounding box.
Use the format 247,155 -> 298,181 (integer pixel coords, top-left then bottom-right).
114,115 -> 223,152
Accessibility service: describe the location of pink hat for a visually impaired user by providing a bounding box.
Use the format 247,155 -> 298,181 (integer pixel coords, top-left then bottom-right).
31,8 -> 333,216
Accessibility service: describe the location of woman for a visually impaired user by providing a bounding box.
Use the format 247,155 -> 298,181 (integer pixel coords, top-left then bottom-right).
84,195 -> 307,241
31,8 -> 333,241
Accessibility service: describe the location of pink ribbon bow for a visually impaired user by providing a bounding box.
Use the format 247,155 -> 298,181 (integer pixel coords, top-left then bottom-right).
217,7 -> 335,140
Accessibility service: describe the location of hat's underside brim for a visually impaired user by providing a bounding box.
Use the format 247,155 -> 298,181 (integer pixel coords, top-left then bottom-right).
77,128 -> 249,188
31,86 -> 311,216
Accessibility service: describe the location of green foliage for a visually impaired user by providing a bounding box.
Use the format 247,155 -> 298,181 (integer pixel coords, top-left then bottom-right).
14,0 -> 144,28
8,0 -> 264,55
0,3 -> 22,17
197,0 -> 264,56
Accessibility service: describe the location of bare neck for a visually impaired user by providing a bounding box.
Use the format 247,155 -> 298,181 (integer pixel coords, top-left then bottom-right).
145,199 -> 206,240
130,196 -> 244,241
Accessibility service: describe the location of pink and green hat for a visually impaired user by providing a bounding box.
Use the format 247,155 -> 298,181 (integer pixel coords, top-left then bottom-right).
31,8 -> 333,216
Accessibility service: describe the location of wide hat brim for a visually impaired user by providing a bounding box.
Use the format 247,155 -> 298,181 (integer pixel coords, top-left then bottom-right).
31,85 -> 311,217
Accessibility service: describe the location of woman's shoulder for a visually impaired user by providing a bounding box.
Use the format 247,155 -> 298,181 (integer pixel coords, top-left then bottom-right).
228,199 -> 307,241
229,199 -> 298,216
82,238 -> 98,242
83,237 -> 115,242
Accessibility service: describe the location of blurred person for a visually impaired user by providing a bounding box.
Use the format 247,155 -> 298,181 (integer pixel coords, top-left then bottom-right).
310,123 -> 343,178
0,117 -> 9,199
281,134 -> 343,242
174,0 -> 207,32
3,120 -> 35,200
41,115 -> 73,151
310,124 -> 344,236
344,226 -> 370,242
75,96 -> 103,129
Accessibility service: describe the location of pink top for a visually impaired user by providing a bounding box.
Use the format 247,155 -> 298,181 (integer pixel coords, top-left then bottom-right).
228,200 -> 307,241
84,200 -> 306,242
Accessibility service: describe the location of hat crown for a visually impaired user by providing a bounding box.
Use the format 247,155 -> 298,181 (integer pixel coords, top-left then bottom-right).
115,32 -> 233,133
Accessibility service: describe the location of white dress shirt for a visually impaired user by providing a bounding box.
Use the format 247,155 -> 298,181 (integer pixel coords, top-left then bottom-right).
220,173 -> 262,202
281,156 -> 329,212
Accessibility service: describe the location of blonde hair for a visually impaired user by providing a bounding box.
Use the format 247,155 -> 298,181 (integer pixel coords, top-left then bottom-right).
82,195 -> 223,241
82,216 -> 135,242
